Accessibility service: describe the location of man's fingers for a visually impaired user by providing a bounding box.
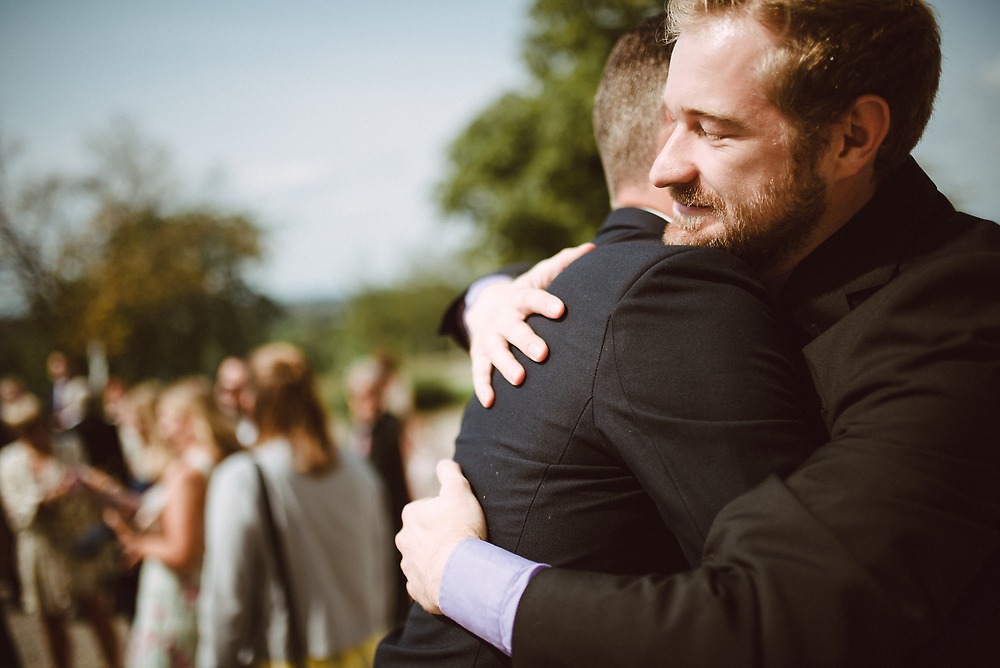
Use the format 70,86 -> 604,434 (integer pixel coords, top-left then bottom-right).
521,242 -> 595,290
472,340 -> 525,392
512,287 -> 565,322
471,353 -> 498,408
504,321 -> 550,363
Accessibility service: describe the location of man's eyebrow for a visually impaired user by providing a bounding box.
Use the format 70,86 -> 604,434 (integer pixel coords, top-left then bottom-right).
687,107 -> 750,132
664,93 -> 749,131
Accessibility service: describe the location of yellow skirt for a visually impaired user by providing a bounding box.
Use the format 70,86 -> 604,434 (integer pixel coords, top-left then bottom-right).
262,631 -> 382,668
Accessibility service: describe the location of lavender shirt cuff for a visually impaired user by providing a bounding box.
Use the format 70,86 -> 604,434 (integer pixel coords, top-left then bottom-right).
439,538 -> 550,656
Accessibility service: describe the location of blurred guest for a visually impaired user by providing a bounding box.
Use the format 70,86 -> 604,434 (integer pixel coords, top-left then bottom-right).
198,342 -> 391,667
213,356 -> 257,447
371,351 -> 412,423
116,381 -> 171,491
0,375 -> 29,447
0,394 -> 121,668
72,393 -> 132,490
346,357 -> 412,626
45,351 -> 122,486
103,376 -> 239,667
101,376 -> 130,430
0,375 -> 29,598
46,350 -> 90,433
46,378 -> 136,623
97,379 -> 164,624
69,391 -> 140,622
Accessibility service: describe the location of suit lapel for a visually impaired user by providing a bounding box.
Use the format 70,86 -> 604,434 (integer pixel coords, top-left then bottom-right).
777,158 -> 945,343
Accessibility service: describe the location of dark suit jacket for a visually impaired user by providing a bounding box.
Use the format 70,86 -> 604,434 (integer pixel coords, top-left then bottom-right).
376,208 -> 821,667
512,159 -> 1000,667
435,208 -> 669,349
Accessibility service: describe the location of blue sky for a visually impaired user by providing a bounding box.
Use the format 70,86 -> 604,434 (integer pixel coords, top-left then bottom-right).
1,0 -> 998,303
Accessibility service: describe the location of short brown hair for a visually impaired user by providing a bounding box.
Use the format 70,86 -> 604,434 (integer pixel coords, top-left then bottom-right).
593,15 -> 674,197
666,0 -> 941,177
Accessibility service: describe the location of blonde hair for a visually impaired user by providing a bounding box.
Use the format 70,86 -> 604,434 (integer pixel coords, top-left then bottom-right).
249,342 -> 337,475
159,376 -> 240,463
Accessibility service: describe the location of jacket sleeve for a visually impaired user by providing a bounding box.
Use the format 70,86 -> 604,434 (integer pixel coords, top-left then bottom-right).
511,253 -> 1000,667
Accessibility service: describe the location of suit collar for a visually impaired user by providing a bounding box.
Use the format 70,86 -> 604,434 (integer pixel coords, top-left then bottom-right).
594,207 -> 670,245
777,158 -> 952,340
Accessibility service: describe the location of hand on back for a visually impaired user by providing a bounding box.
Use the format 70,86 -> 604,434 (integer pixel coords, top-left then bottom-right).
396,460 -> 485,614
466,243 -> 594,407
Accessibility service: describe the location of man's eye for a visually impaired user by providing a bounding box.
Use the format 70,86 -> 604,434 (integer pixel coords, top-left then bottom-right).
697,124 -> 724,141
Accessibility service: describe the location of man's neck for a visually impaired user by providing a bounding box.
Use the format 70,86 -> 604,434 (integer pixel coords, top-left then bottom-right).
762,173 -> 880,281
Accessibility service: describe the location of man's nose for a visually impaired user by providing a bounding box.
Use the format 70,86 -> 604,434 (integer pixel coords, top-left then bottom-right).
650,124 -> 697,189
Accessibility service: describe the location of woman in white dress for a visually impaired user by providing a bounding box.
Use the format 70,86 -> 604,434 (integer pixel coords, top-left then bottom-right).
103,376 -> 240,667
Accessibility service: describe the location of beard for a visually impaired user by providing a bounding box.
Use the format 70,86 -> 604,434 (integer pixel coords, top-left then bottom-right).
664,150 -> 828,276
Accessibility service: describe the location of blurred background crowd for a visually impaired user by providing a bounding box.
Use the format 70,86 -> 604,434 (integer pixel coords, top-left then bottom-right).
0,345 -> 444,666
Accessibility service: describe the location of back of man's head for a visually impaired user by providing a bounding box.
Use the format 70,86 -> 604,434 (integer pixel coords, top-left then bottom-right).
594,15 -> 674,201
666,0 -> 940,178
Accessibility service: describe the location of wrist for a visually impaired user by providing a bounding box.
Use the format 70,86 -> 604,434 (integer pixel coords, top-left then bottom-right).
439,539 -> 549,656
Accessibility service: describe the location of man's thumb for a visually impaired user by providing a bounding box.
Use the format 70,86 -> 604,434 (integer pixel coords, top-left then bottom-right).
436,459 -> 469,494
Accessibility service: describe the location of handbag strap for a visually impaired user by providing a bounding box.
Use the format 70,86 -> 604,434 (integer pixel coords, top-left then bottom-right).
253,460 -> 306,666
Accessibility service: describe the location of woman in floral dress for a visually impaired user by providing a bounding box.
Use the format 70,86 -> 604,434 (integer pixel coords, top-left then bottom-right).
0,394 -> 122,668
103,377 -> 239,667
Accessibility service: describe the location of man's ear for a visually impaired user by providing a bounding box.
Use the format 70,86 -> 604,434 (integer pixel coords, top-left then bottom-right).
832,94 -> 890,178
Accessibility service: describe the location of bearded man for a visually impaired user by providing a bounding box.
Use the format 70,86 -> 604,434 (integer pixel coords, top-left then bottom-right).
397,1 -> 1000,665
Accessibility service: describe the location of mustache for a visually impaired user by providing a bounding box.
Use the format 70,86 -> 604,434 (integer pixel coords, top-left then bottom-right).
669,183 -> 724,209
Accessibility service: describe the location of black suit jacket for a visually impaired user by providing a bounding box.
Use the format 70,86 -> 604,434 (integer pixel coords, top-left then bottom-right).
435,208 -> 669,349
512,159 -> 1000,667
377,208 -> 821,667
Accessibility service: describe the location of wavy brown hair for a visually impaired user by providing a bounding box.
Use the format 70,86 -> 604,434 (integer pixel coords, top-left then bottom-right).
249,342 -> 337,475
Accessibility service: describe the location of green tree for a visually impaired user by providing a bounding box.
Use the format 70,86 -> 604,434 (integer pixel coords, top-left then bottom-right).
69,207 -> 279,380
438,0 -> 664,266
334,277 -> 462,366
0,121 -> 278,385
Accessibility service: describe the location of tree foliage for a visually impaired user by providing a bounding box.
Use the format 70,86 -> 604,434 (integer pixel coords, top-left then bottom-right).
438,0 -> 665,266
0,122 -> 278,386
70,207 -> 278,380
335,278 -> 462,365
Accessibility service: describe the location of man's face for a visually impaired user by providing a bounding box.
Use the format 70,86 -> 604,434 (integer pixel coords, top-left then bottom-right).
215,361 -> 248,418
651,15 -> 829,277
